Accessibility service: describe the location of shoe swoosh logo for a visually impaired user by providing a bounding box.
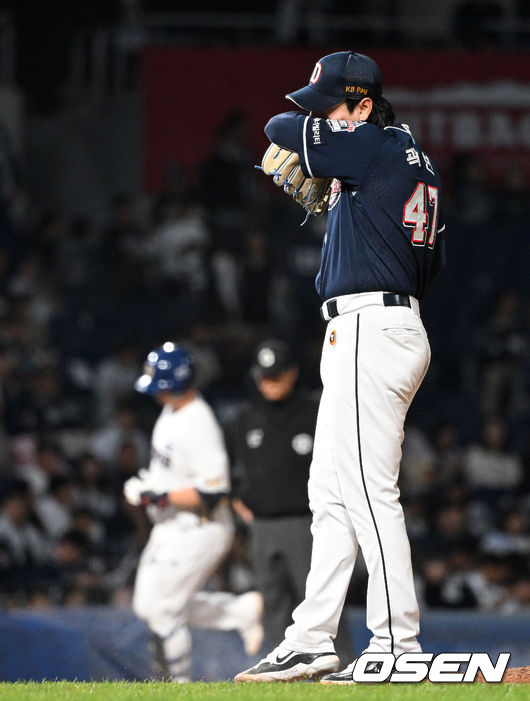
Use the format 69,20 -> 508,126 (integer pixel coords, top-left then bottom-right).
275,652 -> 293,663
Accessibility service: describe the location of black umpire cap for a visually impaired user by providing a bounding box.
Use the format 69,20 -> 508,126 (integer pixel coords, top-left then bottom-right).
286,51 -> 383,113
251,339 -> 295,380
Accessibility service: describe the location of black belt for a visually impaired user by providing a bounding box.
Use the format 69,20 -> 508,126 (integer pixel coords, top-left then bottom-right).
321,293 -> 411,320
383,293 -> 411,308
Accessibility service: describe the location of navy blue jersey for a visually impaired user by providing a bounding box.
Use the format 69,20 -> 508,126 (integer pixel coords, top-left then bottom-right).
265,112 -> 445,301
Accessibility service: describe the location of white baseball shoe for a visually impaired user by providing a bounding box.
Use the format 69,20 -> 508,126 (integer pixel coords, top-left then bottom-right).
236,591 -> 265,656
234,645 -> 340,683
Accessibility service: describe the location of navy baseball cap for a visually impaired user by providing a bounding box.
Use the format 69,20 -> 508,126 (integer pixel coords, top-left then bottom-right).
286,51 -> 383,112
251,339 -> 295,380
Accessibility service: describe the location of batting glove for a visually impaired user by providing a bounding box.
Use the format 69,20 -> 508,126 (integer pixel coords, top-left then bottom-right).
123,469 -> 152,506
140,491 -> 170,508
123,476 -> 145,506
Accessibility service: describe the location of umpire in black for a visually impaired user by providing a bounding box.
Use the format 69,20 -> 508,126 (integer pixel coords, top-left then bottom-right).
226,339 -> 352,656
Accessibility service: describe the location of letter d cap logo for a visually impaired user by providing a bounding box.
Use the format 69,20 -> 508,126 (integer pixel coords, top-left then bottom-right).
310,62 -> 322,84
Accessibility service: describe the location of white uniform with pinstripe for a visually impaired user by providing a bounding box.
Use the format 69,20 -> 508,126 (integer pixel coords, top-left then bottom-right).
132,396 -> 258,680
283,291 -> 430,656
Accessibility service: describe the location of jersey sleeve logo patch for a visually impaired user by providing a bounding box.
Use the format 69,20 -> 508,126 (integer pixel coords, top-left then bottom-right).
329,329 -> 337,346
326,119 -> 365,133
204,476 -> 225,488
328,178 -> 342,210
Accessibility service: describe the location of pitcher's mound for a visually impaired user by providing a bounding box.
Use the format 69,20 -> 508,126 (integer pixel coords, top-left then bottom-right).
477,666 -> 530,683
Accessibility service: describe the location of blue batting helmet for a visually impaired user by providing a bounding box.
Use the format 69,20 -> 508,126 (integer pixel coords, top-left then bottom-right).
134,342 -> 195,395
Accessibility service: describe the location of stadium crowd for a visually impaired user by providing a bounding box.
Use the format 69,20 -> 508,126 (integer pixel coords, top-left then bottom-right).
0,98 -> 529,620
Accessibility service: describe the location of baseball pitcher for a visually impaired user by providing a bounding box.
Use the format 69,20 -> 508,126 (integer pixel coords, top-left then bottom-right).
235,50 -> 445,684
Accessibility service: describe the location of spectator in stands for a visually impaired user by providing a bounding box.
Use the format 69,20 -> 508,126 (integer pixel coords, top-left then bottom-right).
51,528 -> 107,605
90,400 -> 149,469
199,112 -> 258,321
14,437 -> 69,497
54,216 -> 100,293
5,256 -> 58,341
502,577 -> 530,612
420,556 -> 452,608
93,345 -> 141,423
423,503 -> 477,562
0,479 -> 50,571
73,453 -> 116,523
142,192 -> 211,328
474,290 -> 528,418
109,441 -> 152,550
267,208 -> 326,344
429,420 -> 466,488
464,417 -> 523,502
400,423 -> 435,498
480,510 -> 530,558
180,322 -> 223,395
34,474 -> 77,540
441,553 -> 514,611
114,439 -> 144,480
0,343 -> 17,472
199,111 -> 255,256
72,507 -> 106,551
4,362 -> 89,439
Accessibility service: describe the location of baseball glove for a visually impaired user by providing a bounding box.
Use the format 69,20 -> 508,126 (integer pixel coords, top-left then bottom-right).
261,143 -> 332,217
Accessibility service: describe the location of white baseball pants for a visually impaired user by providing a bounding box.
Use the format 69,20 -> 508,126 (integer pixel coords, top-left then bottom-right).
284,292 -> 430,656
133,519 -> 250,679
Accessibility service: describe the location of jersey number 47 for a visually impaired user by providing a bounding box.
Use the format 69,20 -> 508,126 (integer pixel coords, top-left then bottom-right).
403,182 -> 439,248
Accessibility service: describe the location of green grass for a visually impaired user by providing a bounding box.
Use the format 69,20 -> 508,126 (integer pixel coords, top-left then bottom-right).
0,682 -> 526,701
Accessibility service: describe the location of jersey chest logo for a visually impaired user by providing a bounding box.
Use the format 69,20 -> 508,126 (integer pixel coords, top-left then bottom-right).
246,429 -> 264,449
151,446 -> 171,467
291,433 -> 313,455
328,178 -> 342,210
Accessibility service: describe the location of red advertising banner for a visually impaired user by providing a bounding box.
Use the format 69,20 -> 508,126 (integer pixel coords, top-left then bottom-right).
142,47 -> 530,191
